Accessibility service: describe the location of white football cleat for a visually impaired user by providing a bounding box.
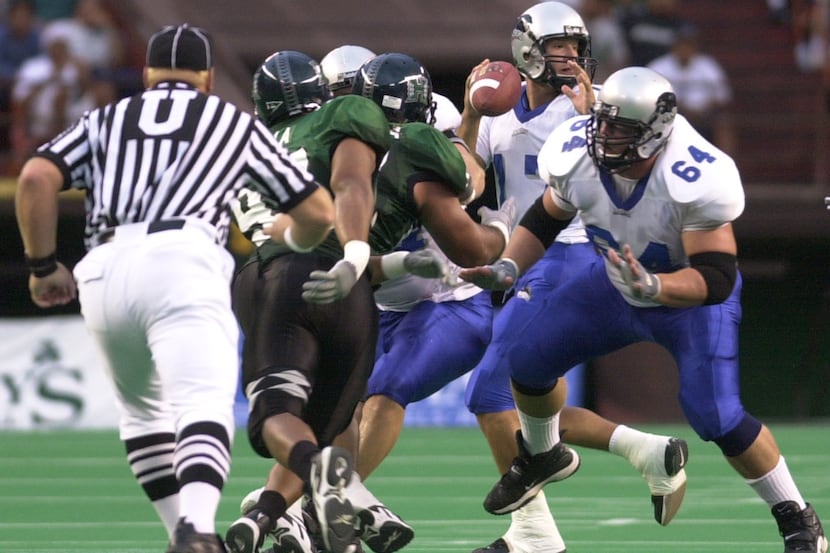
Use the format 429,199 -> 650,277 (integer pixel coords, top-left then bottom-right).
632,436 -> 689,525
473,491 -> 566,553
235,486 -> 315,553
240,486 -> 266,515
309,446 -> 357,553
345,472 -> 414,553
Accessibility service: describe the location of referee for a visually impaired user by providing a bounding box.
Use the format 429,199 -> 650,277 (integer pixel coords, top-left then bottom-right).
14,23 -> 334,553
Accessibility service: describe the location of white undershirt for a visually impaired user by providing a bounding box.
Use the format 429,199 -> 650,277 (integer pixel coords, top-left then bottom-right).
613,174 -> 640,201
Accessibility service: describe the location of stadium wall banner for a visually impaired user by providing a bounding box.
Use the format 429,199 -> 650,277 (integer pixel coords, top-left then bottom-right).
0,316 -> 484,430
1,316 -> 583,430
0,316 -> 119,430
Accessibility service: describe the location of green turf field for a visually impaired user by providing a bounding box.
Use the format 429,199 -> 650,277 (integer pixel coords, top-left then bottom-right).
1,423 -> 828,552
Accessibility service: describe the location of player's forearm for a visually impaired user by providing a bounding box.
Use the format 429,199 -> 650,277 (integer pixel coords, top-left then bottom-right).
501,225 -> 546,275
651,267 -> 709,308
332,180 -> 374,245
455,113 -> 485,169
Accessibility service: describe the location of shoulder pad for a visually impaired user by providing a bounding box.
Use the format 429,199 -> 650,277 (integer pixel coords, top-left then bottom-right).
397,122 -> 467,195
537,115 -> 591,185
316,96 -> 391,153
654,116 -> 744,221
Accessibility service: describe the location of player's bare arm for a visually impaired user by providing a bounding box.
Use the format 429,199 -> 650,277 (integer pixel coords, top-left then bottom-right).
414,179 -> 506,267
329,137 -> 377,244
459,189 -> 570,288
608,224 -> 738,308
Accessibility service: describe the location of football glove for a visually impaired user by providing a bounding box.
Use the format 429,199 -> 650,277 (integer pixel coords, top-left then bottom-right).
458,258 -> 518,291
617,254 -> 661,300
302,260 -> 358,304
380,249 -> 448,281
478,197 -> 516,247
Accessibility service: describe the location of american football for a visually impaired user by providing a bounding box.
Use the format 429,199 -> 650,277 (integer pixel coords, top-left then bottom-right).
469,60 -> 522,116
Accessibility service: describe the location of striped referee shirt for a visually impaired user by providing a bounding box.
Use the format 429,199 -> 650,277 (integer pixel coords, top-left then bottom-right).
34,80 -> 320,250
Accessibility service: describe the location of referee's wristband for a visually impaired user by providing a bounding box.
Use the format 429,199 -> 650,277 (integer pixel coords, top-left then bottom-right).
25,252 -> 59,278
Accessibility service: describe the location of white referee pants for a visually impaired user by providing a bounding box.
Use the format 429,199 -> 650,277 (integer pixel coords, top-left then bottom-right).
73,220 -> 238,442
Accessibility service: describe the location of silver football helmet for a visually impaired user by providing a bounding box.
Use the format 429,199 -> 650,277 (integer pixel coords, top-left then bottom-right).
587,67 -> 677,173
320,45 -> 376,95
511,1 -> 597,89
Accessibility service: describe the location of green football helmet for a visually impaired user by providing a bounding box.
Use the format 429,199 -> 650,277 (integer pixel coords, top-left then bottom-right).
251,50 -> 332,127
352,52 -> 435,125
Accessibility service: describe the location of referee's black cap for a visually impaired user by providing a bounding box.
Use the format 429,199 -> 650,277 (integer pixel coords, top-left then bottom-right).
147,24 -> 213,71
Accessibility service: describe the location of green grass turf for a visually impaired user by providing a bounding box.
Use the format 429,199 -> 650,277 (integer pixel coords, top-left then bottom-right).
1,423 -> 828,552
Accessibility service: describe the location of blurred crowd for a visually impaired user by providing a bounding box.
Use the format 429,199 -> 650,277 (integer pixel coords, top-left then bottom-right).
0,0 -> 142,175
3,0 -> 827,176
558,0 -> 737,152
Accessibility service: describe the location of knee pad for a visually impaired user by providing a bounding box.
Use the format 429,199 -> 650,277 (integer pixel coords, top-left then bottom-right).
510,376 -> 558,397
246,388 -> 305,458
712,413 -> 763,457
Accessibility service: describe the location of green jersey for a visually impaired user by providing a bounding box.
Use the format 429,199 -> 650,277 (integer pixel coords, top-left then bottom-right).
370,122 -> 468,254
233,94 -> 389,262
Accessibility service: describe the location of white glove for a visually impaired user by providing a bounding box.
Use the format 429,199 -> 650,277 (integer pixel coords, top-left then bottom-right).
302,260 -> 358,304
381,249 -> 448,280
302,240 -> 370,304
612,248 -> 661,300
478,196 -> 516,247
458,258 -> 518,291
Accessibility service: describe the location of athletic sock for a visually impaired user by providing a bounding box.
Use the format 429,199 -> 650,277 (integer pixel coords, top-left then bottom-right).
174,421 -> 231,534
518,411 -> 560,455
125,432 -> 179,536
747,455 -> 807,509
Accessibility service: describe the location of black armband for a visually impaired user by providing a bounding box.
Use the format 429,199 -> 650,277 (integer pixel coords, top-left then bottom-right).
518,194 -> 571,249
25,252 -> 59,278
442,129 -> 471,153
689,251 -> 737,305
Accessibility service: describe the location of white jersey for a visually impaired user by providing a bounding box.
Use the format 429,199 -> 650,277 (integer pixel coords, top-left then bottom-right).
538,113 -> 744,307
476,85 -> 595,244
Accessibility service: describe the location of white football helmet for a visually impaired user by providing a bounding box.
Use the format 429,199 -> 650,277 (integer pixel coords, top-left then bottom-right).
587,67 -> 677,173
511,1 -> 597,88
320,44 -> 376,95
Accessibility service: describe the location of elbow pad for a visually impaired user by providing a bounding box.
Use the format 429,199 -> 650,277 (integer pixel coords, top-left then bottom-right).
689,251 -> 737,305
517,194 -> 571,249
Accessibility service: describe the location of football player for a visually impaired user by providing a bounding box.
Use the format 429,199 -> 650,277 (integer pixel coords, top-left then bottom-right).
461,66 -> 828,553
226,50 -> 397,553
229,50 -> 510,553
456,3 -> 689,552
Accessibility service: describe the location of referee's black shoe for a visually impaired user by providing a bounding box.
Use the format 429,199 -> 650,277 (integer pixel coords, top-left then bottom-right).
483,430 -> 580,515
